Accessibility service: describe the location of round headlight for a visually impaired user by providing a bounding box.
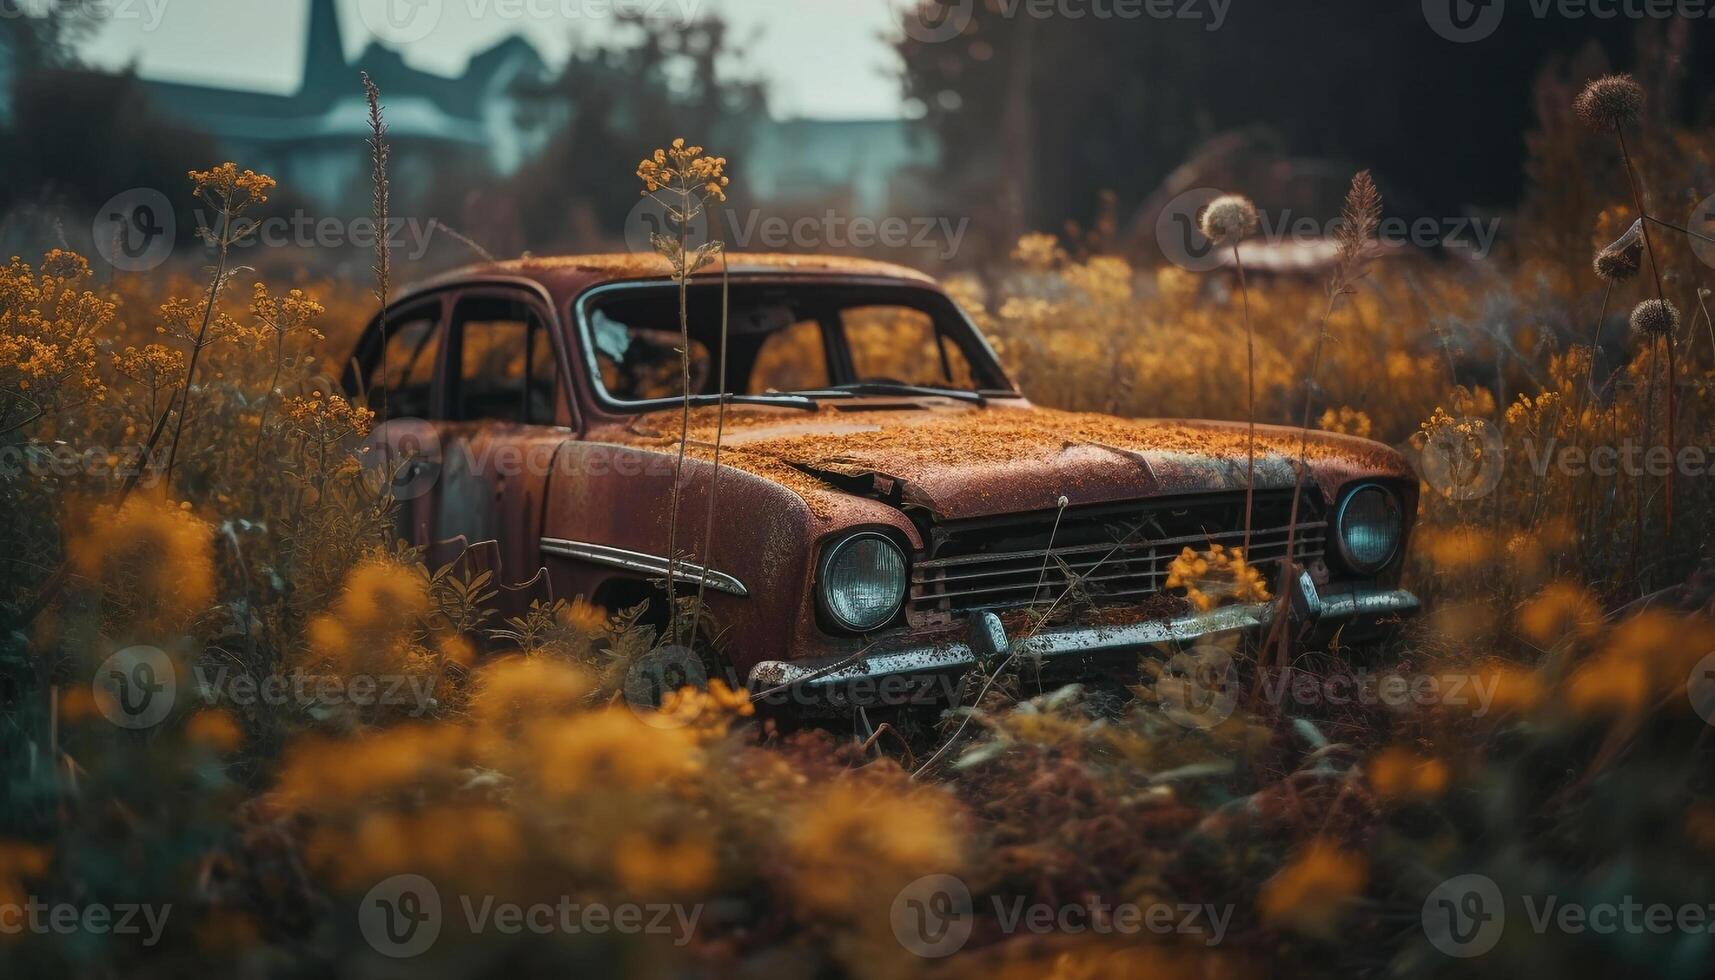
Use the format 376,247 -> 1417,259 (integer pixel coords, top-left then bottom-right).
1335,484 -> 1404,574
819,533 -> 908,632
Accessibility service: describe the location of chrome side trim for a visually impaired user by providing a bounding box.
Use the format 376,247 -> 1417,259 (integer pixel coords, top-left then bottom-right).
748,587 -> 1419,691
539,538 -> 750,597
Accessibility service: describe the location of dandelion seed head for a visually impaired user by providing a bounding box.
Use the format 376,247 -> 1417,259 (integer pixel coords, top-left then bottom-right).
1593,228 -> 1643,282
1629,298 -> 1680,337
1198,194 -> 1259,246
1574,74 -> 1645,131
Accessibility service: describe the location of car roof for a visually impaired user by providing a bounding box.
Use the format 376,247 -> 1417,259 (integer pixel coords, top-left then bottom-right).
396,252 -> 939,307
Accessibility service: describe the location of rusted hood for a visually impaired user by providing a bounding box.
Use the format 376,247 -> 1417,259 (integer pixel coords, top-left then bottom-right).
620,401 -> 1412,520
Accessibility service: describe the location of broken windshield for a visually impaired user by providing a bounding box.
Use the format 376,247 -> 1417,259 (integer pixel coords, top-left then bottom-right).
574,281 -> 1014,409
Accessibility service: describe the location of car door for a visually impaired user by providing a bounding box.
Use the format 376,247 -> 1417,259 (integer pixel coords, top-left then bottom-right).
428,287 -> 578,613
348,294 -> 451,547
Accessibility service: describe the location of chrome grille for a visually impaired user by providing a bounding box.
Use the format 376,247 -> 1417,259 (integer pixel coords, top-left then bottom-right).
907,491 -> 1325,626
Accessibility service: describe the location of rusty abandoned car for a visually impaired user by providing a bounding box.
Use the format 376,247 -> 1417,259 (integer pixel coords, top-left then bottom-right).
342,253 -> 1418,707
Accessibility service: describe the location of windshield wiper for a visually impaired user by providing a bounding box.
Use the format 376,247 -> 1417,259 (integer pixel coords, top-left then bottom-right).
796,382 -> 987,405
674,393 -> 820,411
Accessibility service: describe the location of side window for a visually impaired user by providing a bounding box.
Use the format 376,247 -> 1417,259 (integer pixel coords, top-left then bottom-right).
749,319 -> 829,392
365,306 -> 441,421
448,296 -> 559,424
842,306 -> 976,388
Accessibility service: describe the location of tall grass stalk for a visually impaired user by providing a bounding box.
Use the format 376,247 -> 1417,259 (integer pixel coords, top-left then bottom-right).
1267,172 -> 1381,678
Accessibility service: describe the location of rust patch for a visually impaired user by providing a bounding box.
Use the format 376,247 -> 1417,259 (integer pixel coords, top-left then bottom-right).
603,401 -> 1410,519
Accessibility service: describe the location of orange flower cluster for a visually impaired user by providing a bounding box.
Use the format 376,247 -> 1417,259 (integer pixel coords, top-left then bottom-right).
635,137 -> 729,202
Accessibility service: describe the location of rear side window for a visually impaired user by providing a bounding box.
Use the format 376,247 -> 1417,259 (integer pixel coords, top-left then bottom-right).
365,307 -> 441,420
447,296 -> 558,424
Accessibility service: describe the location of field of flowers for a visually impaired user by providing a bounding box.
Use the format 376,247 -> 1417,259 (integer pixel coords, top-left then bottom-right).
2,74 -> 1714,979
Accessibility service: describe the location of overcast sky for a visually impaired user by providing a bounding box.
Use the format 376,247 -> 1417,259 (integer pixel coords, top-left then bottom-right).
78,0 -> 910,119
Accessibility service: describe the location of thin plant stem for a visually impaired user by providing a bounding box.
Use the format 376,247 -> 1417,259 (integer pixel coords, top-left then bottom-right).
1235,244 -> 1255,553
665,203 -> 691,645
693,238 -> 731,639
164,208 -> 232,491
1575,280 -> 1613,568
1616,126 -> 1673,540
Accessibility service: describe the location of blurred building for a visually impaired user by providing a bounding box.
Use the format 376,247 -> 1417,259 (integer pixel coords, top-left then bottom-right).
87,0 -> 946,233
746,118 -> 938,215
134,0 -> 553,214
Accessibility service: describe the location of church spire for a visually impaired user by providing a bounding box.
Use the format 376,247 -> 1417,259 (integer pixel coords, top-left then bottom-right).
302,0 -> 347,89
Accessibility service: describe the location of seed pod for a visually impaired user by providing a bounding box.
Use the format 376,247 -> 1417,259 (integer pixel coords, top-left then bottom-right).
1574,74 -> 1645,131
1629,298 -> 1680,338
1199,195 -> 1260,246
1593,219 -> 1644,282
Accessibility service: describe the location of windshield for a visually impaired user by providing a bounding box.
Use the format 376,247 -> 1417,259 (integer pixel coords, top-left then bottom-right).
576,281 -> 1014,408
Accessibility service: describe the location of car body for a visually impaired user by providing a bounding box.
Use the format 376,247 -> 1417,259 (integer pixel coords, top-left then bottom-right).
342,253 -> 1419,703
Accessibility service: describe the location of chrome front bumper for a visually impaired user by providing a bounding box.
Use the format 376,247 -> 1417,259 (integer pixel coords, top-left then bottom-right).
747,583 -> 1419,695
